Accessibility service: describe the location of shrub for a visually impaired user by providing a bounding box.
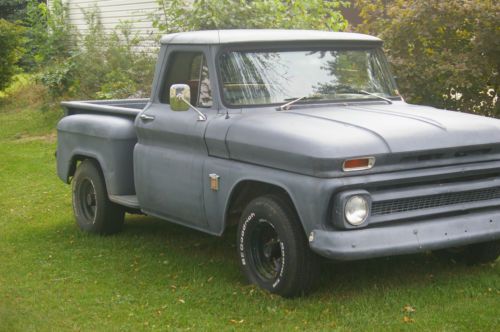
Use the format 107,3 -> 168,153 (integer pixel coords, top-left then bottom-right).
70,14 -> 156,99
0,0 -> 28,21
38,61 -> 75,98
153,0 -> 349,32
0,19 -> 25,91
30,4 -> 155,100
355,0 -> 499,117
23,0 -> 76,70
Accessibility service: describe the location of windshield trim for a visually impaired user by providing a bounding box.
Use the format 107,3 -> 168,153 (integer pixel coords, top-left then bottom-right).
224,97 -> 402,110
215,44 -> 401,109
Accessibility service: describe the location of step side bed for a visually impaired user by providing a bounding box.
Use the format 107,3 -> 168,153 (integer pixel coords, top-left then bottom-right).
57,99 -> 147,197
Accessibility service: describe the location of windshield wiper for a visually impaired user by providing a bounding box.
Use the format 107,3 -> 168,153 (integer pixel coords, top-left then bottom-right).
277,95 -> 322,111
277,89 -> 392,111
359,90 -> 393,104
327,85 -> 393,104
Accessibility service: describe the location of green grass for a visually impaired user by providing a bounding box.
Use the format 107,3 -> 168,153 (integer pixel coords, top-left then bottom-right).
0,94 -> 499,331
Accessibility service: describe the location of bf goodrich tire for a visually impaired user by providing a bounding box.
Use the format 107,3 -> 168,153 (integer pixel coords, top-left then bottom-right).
72,159 -> 124,235
237,194 -> 319,297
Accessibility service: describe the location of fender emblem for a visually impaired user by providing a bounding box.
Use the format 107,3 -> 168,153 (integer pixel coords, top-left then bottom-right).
209,173 -> 220,191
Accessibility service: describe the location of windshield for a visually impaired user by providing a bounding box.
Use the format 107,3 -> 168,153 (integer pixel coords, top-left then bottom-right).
219,48 -> 399,106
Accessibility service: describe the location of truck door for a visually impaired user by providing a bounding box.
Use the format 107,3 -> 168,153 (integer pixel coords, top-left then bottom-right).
134,47 -> 216,230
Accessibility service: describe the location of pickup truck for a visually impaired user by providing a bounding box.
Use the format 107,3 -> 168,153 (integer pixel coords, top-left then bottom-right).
57,29 -> 500,297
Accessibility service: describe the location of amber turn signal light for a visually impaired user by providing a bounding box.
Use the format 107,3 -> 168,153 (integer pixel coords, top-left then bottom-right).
342,157 -> 375,172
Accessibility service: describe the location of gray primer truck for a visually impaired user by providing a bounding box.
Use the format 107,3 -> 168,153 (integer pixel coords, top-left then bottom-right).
57,30 -> 500,297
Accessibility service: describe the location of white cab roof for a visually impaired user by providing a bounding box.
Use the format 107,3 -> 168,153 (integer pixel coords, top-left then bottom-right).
160,29 -> 382,45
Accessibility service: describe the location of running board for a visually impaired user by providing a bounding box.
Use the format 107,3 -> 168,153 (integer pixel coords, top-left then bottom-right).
109,195 -> 140,209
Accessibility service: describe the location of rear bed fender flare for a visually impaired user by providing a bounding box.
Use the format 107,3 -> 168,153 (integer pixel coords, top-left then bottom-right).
66,151 -> 110,191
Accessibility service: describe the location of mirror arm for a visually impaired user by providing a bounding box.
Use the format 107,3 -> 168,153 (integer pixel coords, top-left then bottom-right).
177,94 -> 207,121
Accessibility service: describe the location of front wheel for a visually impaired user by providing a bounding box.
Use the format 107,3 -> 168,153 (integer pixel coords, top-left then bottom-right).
72,159 -> 124,235
237,194 -> 319,297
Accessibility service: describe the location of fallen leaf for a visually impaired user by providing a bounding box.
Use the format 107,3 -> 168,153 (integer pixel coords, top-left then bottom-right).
403,316 -> 414,323
403,305 -> 416,313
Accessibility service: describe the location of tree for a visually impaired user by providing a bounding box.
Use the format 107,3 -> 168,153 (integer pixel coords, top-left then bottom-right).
23,0 -> 75,68
0,19 -> 25,91
152,0 -> 349,33
0,0 -> 27,21
355,0 -> 499,117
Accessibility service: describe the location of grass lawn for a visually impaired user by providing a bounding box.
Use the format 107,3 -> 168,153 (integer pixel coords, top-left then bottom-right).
0,93 -> 499,331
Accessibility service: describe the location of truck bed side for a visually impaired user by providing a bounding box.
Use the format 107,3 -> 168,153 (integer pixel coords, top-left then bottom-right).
56,99 -> 147,196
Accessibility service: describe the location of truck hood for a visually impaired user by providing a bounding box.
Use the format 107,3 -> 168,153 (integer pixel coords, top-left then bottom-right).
223,101 -> 500,177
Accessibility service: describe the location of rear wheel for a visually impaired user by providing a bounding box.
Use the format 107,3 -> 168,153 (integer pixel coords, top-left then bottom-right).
72,159 -> 124,234
237,194 -> 319,297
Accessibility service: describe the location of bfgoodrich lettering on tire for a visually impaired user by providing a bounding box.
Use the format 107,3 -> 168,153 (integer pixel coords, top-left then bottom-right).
72,159 -> 124,235
237,194 -> 319,297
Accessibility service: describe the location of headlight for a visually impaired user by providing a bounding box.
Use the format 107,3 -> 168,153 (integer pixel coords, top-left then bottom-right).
345,195 -> 369,226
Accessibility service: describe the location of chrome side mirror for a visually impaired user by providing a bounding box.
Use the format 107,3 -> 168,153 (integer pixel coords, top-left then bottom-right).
169,84 -> 207,121
170,84 -> 191,112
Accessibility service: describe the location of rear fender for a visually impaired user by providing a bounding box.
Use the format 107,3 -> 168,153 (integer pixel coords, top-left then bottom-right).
56,114 -> 137,196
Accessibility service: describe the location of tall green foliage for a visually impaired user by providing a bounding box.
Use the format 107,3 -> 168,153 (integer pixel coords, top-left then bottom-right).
37,5 -> 156,99
72,11 -> 156,99
19,1 -> 155,99
153,0 -> 349,32
0,0 -> 27,21
355,0 -> 499,116
0,19 -> 25,91
24,0 -> 76,68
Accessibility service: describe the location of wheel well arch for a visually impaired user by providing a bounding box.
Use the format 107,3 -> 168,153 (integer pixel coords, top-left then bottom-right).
67,154 -> 102,182
224,180 -> 302,230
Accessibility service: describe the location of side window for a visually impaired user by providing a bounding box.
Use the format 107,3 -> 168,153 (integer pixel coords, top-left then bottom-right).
161,51 -> 213,107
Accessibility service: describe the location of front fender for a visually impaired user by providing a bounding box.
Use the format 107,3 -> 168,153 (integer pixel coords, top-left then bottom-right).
202,157 -> 331,236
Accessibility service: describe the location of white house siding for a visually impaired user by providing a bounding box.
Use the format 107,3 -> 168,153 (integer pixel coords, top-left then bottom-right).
49,0 -> 163,51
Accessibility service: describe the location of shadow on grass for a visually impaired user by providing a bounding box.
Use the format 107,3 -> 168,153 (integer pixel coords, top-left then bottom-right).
41,213 -> 487,298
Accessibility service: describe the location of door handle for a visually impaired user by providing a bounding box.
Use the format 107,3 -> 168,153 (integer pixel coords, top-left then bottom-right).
139,114 -> 155,122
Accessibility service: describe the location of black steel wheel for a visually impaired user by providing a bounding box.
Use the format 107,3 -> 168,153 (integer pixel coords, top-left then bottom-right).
76,178 -> 97,224
72,159 -> 124,234
250,220 -> 283,282
237,194 -> 319,297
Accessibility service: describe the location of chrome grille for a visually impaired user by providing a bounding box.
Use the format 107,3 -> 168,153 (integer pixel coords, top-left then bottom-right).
371,187 -> 500,216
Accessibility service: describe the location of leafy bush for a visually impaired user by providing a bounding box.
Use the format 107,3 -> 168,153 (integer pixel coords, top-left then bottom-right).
0,0 -> 27,21
23,0 -> 76,70
38,61 -> 75,98
27,3 -> 155,100
70,13 -> 156,99
355,0 -> 499,116
153,0 -> 349,32
0,19 -> 25,91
